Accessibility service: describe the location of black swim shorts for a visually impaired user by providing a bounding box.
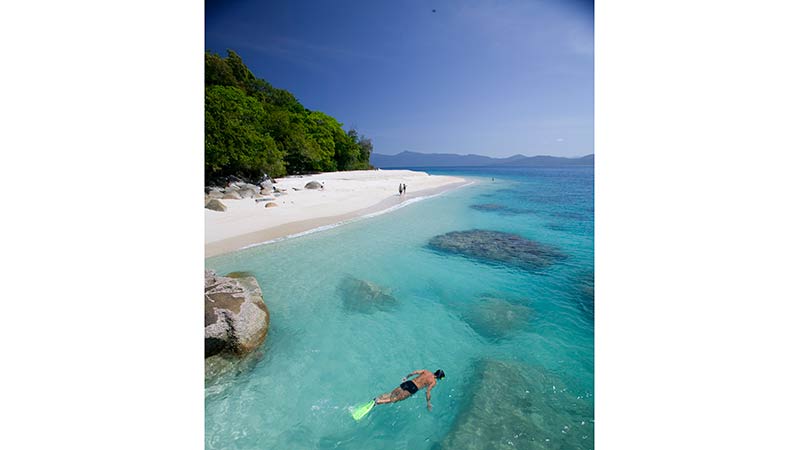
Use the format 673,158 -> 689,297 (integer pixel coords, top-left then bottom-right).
400,380 -> 419,395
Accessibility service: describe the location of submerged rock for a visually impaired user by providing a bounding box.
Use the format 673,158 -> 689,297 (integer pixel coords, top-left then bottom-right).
205,348 -> 266,384
225,271 -> 256,279
463,297 -> 535,340
470,203 -> 529,215
338,275 -> 397,313
428,230 -> 565,272
304,181 -> 323,190
204,353 -> 239,382
545,222 -> 570,232
441,359 -> 594,450
205,270 -> 270,359
205,199 -> 226,212
575,272 -> 594,322
471,203 -> 507,211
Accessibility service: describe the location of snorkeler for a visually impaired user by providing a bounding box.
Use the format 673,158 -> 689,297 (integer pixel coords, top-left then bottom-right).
376,369 -> 444,410
351,369 -> 445,420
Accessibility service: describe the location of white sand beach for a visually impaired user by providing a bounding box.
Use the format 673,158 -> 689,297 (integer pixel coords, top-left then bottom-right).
205,169 -> 468,257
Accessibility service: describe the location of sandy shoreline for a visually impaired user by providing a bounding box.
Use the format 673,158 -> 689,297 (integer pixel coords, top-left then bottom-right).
205,170 -> 468,258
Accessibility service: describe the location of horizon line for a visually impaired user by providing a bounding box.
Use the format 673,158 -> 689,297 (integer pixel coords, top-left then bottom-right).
373,151 -> 594,159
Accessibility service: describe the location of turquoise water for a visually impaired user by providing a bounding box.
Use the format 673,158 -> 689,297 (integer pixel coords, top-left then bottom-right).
206,166 -> 594,449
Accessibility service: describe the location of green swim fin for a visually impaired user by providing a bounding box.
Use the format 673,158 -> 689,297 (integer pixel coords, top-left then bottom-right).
351,399 -> 376,421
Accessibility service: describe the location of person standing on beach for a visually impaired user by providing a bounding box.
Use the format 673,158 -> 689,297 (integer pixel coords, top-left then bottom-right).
403,183 -> 407,194
374,369 -> 445,411
399,183 -> 403,195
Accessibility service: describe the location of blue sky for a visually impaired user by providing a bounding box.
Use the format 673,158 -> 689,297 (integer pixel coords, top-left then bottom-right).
206,0 -> 593,157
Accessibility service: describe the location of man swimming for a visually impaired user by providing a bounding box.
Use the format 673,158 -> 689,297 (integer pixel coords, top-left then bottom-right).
374,369 -> 445,411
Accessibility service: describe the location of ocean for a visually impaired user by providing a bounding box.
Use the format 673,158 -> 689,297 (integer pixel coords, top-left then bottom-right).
205,166 -> 594,449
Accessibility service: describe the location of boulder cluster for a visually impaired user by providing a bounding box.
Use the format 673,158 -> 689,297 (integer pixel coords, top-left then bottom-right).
205,179 -> 281,211
204,178 -> 324,211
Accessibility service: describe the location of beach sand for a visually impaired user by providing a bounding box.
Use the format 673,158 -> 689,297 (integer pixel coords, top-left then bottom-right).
205,169 -> 468,257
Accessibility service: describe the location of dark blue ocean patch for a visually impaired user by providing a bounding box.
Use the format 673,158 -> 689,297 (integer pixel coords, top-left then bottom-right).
427,229 -> 566,273
550,209 -> 590,221
492,187 -> 522,196
513,191 -> 570,205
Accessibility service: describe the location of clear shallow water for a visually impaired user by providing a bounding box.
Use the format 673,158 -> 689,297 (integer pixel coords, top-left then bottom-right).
206,166 -> 594,449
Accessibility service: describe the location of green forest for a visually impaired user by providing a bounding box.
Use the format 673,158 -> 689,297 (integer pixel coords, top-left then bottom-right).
205,50 -> 373,184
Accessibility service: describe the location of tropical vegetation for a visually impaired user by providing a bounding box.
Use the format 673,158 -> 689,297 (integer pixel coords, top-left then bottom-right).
205,50 -> 373,184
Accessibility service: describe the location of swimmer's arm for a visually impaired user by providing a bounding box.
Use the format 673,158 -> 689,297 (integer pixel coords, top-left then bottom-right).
426,386 -> 433,411
402,370 -> 423,381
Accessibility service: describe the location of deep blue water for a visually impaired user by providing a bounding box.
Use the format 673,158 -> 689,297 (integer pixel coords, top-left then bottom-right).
206,166 -> 594,449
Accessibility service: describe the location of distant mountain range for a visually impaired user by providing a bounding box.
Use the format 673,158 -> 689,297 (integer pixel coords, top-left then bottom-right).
370,151 -> 594,168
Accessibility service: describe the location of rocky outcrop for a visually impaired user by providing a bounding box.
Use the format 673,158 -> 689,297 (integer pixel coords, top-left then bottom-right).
205,199 -> 227,212
304,181 -> 323,190
338,275 -> 397,313
265,202 -> 278,208
428,229 -> 565,272
441,359 -> 594,450
222,191 -> 242,200
205,270 -> 270,358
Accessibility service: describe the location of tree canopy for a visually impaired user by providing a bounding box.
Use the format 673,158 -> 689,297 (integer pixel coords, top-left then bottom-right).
205,50 -> 373,184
